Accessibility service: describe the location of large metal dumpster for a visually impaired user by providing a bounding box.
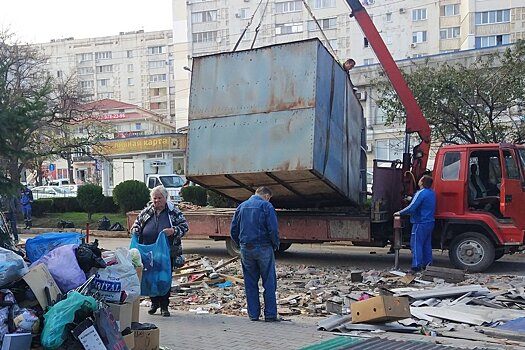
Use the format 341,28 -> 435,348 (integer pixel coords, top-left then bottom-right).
187,39 -> 365,208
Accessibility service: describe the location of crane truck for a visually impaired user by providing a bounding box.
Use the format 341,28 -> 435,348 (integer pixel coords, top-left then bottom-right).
153,0 -> 525,272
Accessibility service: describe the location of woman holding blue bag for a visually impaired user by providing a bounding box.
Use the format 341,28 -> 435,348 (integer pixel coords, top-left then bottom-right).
130,185 -> 189,317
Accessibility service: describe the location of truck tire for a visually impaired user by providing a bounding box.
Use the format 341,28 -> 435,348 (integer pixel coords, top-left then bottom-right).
277,243 -> 292,253
449,232 -> 495,272
494,249 -> 505,261
225,238 -> 240,257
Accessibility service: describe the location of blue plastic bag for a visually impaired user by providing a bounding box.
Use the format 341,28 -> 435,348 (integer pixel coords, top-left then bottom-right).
130,233 -> 171,297
25,232 -> 83,263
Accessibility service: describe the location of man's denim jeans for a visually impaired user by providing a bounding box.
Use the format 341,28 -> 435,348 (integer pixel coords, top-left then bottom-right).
240,244 -> 277,320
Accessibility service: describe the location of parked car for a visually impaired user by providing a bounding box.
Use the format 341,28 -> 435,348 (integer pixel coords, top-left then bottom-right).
32,186 -> 75,199
60,184 -> 78,194
48,179 -> 70,186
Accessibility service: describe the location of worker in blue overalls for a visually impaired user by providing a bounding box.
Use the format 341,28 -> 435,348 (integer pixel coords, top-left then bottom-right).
394,175 -> 436,273
20,185 -> 33,230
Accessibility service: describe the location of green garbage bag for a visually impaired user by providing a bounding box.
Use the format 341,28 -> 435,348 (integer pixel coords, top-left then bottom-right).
41,291 -> 97,349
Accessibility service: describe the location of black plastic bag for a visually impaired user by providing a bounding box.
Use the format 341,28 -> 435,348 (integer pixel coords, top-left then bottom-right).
109,222 -> 125,231
75,239 -> 107,273
97,216 -> 111,231
57,220 -> 75,229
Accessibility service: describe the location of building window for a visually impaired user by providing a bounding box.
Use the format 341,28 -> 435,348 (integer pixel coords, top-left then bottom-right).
386,12 -> 392,22
149,60 -> 165,69
275,23 -> 303,35
310,0 -> 335,9
440,27 -> 460,39
96,65 -> 113,73
192,31 -> 218,43
375,138 -> 403,161
150,102 -> 167,110
80,80 -> 94,89
127,50 -> 133,58
135,123 -> 142,130
475,34 -> 510,48
475,10 -> 510,25
128,78 -> 134,86
412,8 -> 427,21
412,31 -> 427,43
440,4 -> 459,17
97,92 -> 113,99
307,18 -> 336,31
364,37 -> 369,47
148,46 -> 166,54
239,8 -> 252,19
129,91 -> 135,100
127,64 -> 133,72
363,58 -> 375,65
78,67 -> 94,75
191,10 -> 218,23
97,79 -> 110,87
276,1 -> 302,14
77,53 -> 93,62
149,74 -> 167,82
95,51 -> 112,60
325,39 -> 338,50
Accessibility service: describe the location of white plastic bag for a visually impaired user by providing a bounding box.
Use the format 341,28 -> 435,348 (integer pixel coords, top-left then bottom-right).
0,248 -> 28,288
90,248 -> 140,302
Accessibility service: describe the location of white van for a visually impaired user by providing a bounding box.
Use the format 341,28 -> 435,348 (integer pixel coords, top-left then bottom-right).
146,174 -> 186,202
48,179 -> 70,186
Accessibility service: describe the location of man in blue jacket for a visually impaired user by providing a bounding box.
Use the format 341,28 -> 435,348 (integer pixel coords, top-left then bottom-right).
394,175 -> 436,273
230,186 -> 280,322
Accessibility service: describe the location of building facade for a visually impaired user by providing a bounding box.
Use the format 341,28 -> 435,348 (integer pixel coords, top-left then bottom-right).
172,0 -> 525,170
35,30 -> 190,129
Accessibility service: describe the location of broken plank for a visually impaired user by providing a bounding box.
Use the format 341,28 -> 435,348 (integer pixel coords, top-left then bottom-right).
395,285 -> 489,299
214,256 -> 240,271
173,269 -> 209,278
174,277 -> 225,288
478,326 -> 525,342
218,273 -> 244,285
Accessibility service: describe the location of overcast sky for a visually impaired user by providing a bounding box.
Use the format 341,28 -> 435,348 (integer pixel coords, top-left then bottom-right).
0,0 -> 173,44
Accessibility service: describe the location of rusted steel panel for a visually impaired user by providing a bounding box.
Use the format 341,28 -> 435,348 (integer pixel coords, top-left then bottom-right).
182,209 -> 368,242
187,39 -> 365,208
189,41 -> 317,120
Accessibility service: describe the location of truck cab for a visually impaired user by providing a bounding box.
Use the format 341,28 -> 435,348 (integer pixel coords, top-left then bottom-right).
433,143 -> 525,271
146,174 -> 186,202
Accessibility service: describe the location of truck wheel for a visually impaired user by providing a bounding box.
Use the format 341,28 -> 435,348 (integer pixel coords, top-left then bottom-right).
449,232 -> 495,272
494,249 -> 505,261
277,243 -> 292,253
225,238 -> 240,257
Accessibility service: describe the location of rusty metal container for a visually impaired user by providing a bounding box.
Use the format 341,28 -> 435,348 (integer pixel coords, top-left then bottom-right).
187,39 -> 365,208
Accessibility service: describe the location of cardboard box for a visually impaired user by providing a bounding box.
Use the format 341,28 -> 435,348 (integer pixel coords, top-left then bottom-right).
351,296 -> 410,323
108,302 -> 133,331
122,333 -> 134,349
21,263 -> 61,309
132,328 -> 160,350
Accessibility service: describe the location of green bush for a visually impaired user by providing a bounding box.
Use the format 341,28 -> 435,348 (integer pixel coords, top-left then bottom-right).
77,184 -> 105,220
112,180 -> 149,213
32,199 -> 54,217
52,197 -> 82,212
207,190 -> 237,208
180,186 -> 207,206
98,196 -> 119,213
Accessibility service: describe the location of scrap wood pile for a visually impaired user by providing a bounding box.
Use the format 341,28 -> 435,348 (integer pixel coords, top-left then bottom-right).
316,266 -> 525,349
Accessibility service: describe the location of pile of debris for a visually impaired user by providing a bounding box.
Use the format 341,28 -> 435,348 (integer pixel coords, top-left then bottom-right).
169,256 -> 525,347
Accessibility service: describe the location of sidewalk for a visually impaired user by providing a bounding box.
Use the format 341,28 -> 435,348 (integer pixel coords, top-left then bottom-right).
139,308 -> 334,350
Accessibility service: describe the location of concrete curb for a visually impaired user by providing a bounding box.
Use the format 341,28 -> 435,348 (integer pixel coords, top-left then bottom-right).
18,227 -> 130,239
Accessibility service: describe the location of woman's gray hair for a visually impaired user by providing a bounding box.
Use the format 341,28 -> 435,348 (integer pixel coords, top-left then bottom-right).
150,185 -> 168,200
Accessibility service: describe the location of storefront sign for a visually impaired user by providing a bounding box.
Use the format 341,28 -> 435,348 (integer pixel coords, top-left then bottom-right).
114,131 -> 144,139
98,135 -> 187,155
98,113 -> 127,120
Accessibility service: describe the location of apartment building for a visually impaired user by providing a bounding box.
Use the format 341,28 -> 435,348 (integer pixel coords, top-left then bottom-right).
35,30 -> 188,128
172,0 -> 525,170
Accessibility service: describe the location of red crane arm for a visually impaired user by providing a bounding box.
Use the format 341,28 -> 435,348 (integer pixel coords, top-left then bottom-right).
345,0 -> 431,180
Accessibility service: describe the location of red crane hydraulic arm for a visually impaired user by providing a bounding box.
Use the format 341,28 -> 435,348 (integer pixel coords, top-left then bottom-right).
345,0 -> 432,193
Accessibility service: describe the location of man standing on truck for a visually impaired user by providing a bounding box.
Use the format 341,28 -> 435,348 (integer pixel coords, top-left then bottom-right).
230,186 -> 280,322
394,175 -> 436,273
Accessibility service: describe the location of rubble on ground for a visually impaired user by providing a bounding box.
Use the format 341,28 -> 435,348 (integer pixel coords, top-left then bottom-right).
169,256 -> 525,348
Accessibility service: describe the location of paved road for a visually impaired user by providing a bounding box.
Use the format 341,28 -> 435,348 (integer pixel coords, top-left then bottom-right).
91,236 -> 525,275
